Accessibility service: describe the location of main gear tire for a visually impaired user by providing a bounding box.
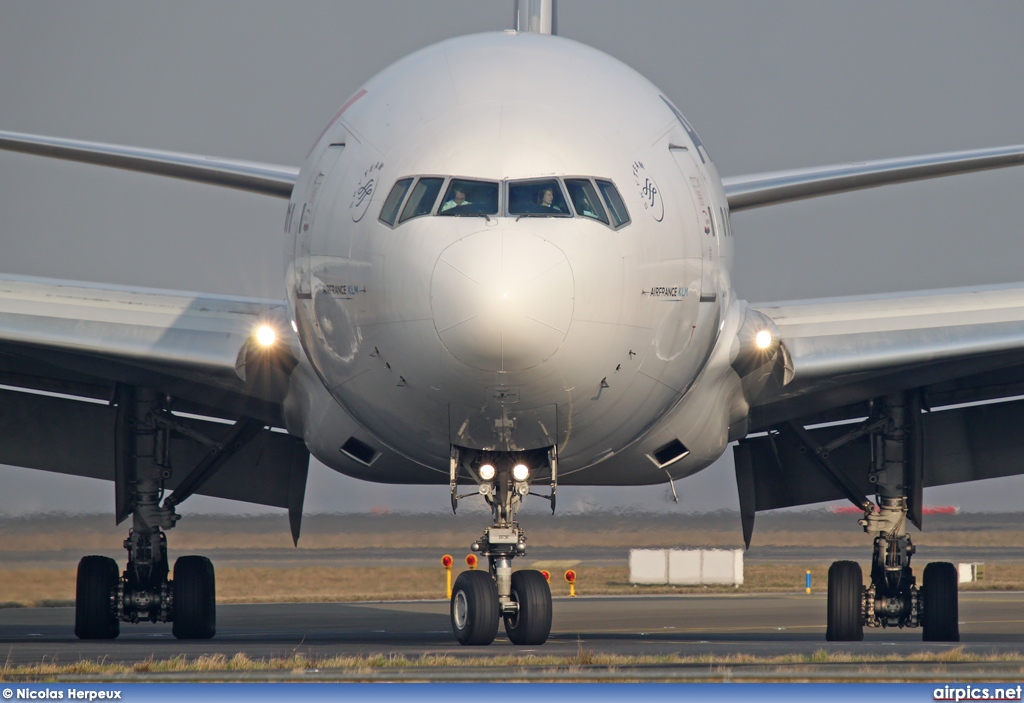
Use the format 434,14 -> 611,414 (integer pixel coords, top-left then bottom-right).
74,555 -> 120,640
172,555 -> 216,640
826,560 -> 864,641
922,561 -> 959,642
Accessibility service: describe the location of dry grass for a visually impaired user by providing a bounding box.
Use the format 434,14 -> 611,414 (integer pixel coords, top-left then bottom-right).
1,562 -> 1020,607
1,513 -> 1022,606
10,527 -> 1024,551
3,646 -> 1024,679
6,512 -> 1024,553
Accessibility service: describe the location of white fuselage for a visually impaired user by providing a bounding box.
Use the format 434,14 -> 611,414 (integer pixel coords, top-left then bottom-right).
283,32 -> 743,486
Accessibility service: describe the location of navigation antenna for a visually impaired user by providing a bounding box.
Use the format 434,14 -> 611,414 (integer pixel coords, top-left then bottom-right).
515,0 -> 556,34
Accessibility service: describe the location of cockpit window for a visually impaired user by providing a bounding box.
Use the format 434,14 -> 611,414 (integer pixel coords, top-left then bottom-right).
438,179 -> 499,216
596,179 -> 630,228
398,177 -> 444,224
507,179 -> 570,216
380,175 -> 629,230
564,178 -> 609,225
379,177 -> 413,226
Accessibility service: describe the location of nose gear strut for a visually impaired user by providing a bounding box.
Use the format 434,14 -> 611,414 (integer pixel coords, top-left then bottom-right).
448,447 -> 555,646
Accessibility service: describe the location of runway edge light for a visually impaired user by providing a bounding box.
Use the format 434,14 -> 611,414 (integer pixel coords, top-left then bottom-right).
565,569 -> 577,597
442,554 -> 453,598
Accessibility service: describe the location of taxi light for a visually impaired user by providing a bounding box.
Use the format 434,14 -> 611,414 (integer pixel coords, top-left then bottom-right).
512,463 -> 530,482
255,325 -> 277,347
479,464 -> 496,481
755,330 -> 773,350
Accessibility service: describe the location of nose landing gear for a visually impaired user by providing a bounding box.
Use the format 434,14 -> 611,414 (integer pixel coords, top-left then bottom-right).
449,448 -> 555,646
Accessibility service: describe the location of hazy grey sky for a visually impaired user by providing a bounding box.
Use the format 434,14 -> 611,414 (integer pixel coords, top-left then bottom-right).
1,1 -> 1023,516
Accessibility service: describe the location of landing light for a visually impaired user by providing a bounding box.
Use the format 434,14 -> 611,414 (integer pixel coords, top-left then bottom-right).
512,463 -> 530,482
479,464 -> 496,481
255,325 -> 277,347
755,330 -> 773,350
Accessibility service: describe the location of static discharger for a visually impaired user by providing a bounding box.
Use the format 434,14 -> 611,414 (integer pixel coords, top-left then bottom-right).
441,554 -> 453,598
565,569 -> 577,597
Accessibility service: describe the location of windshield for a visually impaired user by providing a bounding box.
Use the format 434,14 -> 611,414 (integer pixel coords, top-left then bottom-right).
379,177 -> 413,226
398,177 -> 444,224
565,179 -> 609,224
508,179 -> 570,216
596,179 -> 630,228
438,179 -> 499,216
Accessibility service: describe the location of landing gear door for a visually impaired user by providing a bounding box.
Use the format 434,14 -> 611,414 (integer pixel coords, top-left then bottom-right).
669,146 -> 717,303
293,144 -> 345,298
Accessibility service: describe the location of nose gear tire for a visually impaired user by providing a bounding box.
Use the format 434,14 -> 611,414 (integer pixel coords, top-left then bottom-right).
172,555 -> 216,640
922,561 -> 959,642
74,555 -> 120,640
826,560 -> 864,641
503,569 -> 552,645
451,570 -> 500,646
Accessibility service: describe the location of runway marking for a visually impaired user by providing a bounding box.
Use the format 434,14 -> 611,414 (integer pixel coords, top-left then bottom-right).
959,619 -> 1024,625
561,624 -> 826,634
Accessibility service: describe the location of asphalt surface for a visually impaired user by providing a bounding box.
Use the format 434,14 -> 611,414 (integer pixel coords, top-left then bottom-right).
1,592 -> 1024,665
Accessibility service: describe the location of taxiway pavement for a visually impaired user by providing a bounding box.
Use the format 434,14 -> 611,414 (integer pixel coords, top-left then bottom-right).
1,592 -> 1023,665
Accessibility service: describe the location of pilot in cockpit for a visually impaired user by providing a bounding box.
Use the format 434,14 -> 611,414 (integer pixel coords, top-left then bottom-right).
536,186 -> 561,212
440,186 -> 471,212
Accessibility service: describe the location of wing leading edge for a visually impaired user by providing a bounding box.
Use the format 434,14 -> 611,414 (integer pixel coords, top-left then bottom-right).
749,283 -> 1024,427
723,144 -> 1024,212
0,274 -> 299,422
0,130 -> 299,199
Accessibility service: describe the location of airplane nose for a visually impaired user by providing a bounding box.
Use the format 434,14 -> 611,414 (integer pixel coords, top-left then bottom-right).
431,230 -> 574,372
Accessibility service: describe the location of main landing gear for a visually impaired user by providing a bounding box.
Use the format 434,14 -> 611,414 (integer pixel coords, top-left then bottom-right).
75,386 -> 259,640
822,394 -> 959,642
448,447 -> 556,646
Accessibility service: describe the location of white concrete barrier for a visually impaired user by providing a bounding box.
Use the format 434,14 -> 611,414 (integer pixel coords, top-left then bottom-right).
629,548 -> 744,586
668,549 -> 701,585
958,562 -> 984,583
628,549 -> 668,584
699,549 -> 744,586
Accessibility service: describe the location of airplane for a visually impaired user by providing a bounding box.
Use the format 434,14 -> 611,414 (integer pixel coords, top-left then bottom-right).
1,0 -> 1024,646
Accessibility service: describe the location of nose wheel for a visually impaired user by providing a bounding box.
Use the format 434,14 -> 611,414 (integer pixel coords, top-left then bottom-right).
504,569 -> 552,645
448,447 -> 556,646
451,571 -> 500,645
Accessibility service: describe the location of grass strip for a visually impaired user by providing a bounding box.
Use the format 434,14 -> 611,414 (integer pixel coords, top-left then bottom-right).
4,646 -> 1024,679
0,563 -> 1018,607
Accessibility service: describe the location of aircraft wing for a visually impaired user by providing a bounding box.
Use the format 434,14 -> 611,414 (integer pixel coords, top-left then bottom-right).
0,131 -> 298,199
747,283 -> 1024,428
734,284 -> 1024,542
723,144 -> 1024,211
0,274 -> 310,523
